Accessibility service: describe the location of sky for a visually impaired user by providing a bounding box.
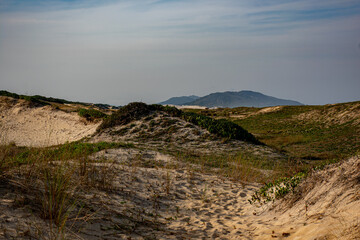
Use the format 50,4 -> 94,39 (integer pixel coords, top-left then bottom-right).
0,0 -> 359,105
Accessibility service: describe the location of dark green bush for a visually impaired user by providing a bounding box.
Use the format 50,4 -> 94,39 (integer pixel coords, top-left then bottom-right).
99,102 -> 158,130
78,108 -> 107,121
180,112 -> 261,144
98,102 -> 262,145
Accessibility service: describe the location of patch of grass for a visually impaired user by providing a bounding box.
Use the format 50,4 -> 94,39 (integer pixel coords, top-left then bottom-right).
78,108 -> 107,121
185,102 -> 360,161
4,142 -> 133,168
169,149 -> 302,183
0,90 -> 88,106
41,163 -> 75,229
0,141 -> 133,237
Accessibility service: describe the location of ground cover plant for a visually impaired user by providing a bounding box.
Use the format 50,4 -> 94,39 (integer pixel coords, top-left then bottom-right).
0,141 -> 135,238
78,108 -> 108,121
0,90 -> 88,106
184,101 -> 360,161
167,150 -> 306,184
184,102 -> 360,204
1,93 -> 359,239
98,102 -> 261,145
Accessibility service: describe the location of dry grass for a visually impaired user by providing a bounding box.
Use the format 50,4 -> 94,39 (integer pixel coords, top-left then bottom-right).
0,141 -> 125,239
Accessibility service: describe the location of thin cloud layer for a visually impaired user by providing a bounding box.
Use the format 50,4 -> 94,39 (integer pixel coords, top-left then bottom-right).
0,0 -> 359,105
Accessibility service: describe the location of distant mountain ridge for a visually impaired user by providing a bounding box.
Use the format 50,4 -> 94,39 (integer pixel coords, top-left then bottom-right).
160,91 -> 302,108
159,95 -> 200,105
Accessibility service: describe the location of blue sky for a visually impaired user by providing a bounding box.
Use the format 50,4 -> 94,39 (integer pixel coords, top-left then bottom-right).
0,0 -> 359,105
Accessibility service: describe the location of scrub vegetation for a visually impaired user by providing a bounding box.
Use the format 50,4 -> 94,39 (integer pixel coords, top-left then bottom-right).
0,92 -> 359,239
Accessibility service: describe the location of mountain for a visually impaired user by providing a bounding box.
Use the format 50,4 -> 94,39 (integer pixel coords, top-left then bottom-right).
185,91 -> 303,108
159,95 -> 200,105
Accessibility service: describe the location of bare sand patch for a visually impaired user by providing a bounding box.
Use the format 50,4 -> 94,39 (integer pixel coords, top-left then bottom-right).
248,156 -> 360,240
0,97 -> 100,147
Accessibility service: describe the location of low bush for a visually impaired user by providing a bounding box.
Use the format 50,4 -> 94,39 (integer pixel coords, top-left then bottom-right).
249,171 -> 306,204
99,102 -> 157,130
78,108 -> 107,121
98,102 -> 262,145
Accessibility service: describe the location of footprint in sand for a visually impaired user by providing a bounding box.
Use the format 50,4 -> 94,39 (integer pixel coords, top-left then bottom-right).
239,192 -> 247,198
217,220 -> 225,226
205,222 -> 213,230
214,209 -> 221,214
204,212 -> 213,217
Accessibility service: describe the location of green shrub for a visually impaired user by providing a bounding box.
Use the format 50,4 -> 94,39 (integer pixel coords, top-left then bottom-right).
99,102 -> 158,130
78,108 -> 107,121
249,171 -> 306,204
98,102 -> 262,145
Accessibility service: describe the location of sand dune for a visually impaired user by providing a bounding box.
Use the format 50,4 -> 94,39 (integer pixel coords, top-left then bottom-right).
0,96 -> 359,239
0,97 -> 100,147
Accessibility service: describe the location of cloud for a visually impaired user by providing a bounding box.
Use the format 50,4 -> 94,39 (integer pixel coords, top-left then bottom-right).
0,0 -> 359,105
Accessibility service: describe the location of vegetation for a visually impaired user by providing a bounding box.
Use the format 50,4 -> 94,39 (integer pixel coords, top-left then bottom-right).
99,102 -> 262,145
179,111 -> 261,145
78,108 -> 108,121
183,102 -> 359,203
249,172 -> 306,204
184,102 -> 360,161
99,102 -> 158,129
0,90 -> 88,106
0,141 -> 133,238
1,93 -> 358,237
169,150 -> 303,184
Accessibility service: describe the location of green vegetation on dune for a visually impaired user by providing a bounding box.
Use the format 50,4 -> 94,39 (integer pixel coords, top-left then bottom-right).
78,108 -> 108,121
185,102 -> 360,161
0,90 -> 88,106
0,141 -> 133,237
0,142 -> 133,170
183,102 -> 360,203
98,102 -> 262,145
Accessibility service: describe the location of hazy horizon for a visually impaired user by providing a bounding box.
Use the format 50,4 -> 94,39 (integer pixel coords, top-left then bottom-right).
1,0 -> 359,106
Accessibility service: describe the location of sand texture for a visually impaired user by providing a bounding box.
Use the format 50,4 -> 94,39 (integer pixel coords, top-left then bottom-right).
0,97 -> 100,147
0,96 -> 359,239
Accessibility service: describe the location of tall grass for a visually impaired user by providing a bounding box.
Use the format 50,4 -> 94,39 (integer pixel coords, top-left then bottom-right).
0,141 -> 129,238
41,163 -> 76,237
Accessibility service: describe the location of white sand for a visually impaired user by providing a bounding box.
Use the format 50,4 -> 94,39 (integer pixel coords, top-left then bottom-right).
0,97 -> 100,147
0,96 -> 359,239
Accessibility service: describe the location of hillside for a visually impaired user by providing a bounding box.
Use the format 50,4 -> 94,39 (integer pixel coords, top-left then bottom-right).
0,92 -> 359,239
185,90 -> 303,108
0,96 -> 100,147
186,101 -> 360,161
159,95 -> 200,105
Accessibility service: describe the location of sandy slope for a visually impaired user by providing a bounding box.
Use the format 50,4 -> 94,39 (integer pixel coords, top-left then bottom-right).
0,97 -> 100,147
2,148 -> 358,239
0,97 -> 359,239
248,156 -> 360,240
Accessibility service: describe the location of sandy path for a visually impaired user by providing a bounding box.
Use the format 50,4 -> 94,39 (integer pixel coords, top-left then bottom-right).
79,150 -> 360,240
0,148 -> 359,239
72,148 -> 260,239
